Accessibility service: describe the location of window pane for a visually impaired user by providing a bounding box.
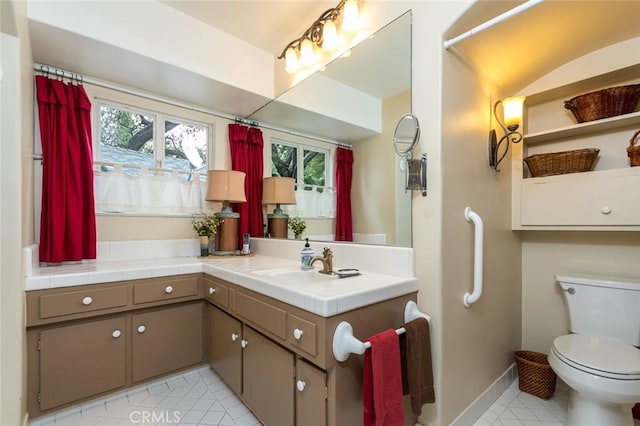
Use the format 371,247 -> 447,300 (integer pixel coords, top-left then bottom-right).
271,143 -> 297,179
164,120 -> 208,173
99,105 -> 154,171
303,149 -> 325,191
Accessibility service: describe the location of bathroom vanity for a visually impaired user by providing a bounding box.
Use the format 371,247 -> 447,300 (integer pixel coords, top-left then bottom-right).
25,254 -> 419,425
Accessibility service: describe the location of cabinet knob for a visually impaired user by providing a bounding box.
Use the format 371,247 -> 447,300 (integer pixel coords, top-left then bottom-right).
164,285 -> 174,294
112,329 -> 122,338
209,287 -> 216,295
293,328 -> 304,340
241,339 -> 248,349
82,296 -> 93,306
601,206 -> 612,215
137,325 -> 146,334
231,333 -> 239,342
296,380 -> 306,392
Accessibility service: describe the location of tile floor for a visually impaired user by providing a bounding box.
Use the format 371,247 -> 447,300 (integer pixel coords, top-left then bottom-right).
29,365 -> 262,426
28,365 -> 640,426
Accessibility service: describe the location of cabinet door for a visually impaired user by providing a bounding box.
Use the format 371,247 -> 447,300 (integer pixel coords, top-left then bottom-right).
207,304 -> 242,395
132,302 -> 203,382
242,326 -> 294,426
296,359 -> 327,426
39,316 -> 126,411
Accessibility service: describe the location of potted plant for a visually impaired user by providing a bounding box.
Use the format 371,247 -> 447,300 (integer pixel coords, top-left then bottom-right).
288,217 -> 306,239
192,215 -> 220,256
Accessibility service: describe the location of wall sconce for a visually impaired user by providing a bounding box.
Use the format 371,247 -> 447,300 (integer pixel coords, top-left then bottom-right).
206,170 -> 246,255
488,95 -> 526,172
278,0 -> 361,74
262,177 -> 296,238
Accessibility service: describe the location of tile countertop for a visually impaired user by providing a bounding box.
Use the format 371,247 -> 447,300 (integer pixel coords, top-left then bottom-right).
25,255 -> 418,317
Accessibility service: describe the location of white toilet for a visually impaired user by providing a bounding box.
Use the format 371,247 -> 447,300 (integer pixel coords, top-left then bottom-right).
549,274 -> 640,426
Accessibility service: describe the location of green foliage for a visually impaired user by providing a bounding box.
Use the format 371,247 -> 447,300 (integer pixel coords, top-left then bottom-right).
288,217 -> 306,237
192,215 -> 220,236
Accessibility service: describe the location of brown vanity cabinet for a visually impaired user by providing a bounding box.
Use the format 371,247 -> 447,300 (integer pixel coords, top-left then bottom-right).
27,276 -> 204,419
207,304 -> 295,426
37,316 -> 127,411
132,302 -> 203,383
295,358 -> 327,426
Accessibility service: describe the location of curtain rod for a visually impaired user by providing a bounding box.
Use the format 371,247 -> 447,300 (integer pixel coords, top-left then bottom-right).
33,63 -> 351,149
443,0 -> 544,49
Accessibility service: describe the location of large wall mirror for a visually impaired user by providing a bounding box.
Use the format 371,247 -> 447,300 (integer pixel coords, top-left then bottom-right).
249,11 -> 412,247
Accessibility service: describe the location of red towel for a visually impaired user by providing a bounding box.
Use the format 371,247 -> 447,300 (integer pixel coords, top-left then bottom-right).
363,329 -> 405,426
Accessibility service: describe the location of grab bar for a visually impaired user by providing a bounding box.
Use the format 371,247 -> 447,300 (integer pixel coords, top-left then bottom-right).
463,207 -> 484,308
332,301 -> 431,362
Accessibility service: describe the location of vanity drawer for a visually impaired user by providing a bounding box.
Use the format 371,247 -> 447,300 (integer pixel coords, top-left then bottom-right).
39,286 -> 128,319
203,277 -> 229,308
288,314 -> 317,356
235,291 -> 287,340
133,276 -> 199,304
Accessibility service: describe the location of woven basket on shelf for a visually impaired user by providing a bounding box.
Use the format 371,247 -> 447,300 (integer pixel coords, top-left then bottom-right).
628,130 -> 640,167
524,148 -> 600,177
514,350 -> 557,400
564,84 -> 640,123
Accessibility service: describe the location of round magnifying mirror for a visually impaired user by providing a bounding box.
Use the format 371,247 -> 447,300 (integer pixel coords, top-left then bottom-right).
393,113 -> 420,157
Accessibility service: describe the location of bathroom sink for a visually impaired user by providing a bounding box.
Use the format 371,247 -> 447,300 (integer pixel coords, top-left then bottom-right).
253,268 -> 336,284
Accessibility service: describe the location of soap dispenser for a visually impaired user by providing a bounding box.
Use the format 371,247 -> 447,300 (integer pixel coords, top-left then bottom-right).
301,238 -> 314,270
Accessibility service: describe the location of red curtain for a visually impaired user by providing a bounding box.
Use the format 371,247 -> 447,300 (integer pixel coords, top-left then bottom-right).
36,76 -> 96,263
228,123 -> 264,247
335,147 -> 353,241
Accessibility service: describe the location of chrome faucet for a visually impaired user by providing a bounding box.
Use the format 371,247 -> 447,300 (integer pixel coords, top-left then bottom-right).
311,247 -> 334,275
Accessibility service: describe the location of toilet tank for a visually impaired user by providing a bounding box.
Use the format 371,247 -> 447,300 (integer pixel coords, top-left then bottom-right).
556,274 -> 640,346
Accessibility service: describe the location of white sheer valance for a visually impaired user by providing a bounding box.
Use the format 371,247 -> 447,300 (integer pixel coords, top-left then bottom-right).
282,185 -> 336,218
94,162 -> 213,215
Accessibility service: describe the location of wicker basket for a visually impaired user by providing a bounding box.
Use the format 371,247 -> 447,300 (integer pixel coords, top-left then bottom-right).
514,350 -> 557,400
628,130 -> 640,167
524,148 -> 600,177
564,84 -> 640,123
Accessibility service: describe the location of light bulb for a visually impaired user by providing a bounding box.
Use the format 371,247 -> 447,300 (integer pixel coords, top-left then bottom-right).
342,0 -> 359,32
300,38 -> 315,66
322,20 -> 339,51
284,47 -> 300,74
502,96 -> 526,128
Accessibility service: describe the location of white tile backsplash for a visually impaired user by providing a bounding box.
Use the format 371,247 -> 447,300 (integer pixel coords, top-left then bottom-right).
108,241 -> 135,262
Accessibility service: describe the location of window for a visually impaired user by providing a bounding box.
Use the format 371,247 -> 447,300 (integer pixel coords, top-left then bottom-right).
271,141 -> 328,191
271,140 -> 335,218
93,99 -> 213,215
97,102 -> 209,179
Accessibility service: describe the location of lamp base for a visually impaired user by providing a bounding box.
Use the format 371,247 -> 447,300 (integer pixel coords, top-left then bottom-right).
268,217 -> 288,239
213,216 -> 239,255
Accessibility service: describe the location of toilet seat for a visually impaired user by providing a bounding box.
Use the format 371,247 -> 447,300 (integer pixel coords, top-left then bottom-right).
552,334 -> 640,380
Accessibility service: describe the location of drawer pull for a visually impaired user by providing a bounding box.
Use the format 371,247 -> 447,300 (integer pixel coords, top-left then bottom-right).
164,285 -> 174,294
296,380 -> 306,392
209,287 -> 216,295
293,328 -> 304,340
137,325 -> 146,334
112,329 -> 122,338
241,339 -> 248,349
82,296 -> 93,306
231,333 -> 239,342
601,206 -> 612,215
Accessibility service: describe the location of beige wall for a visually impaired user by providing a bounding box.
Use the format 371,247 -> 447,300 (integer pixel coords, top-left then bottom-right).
438,44 -> 522,424
352,91 -> 410,245
1,0 -> 31,423
521,231 -> 640,354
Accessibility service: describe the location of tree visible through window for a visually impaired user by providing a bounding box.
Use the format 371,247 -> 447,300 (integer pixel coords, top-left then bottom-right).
98,103 -> 209,177
271,142 -> 327,191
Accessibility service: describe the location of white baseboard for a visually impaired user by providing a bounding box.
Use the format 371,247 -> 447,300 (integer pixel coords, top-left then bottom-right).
450,363 -> 517,426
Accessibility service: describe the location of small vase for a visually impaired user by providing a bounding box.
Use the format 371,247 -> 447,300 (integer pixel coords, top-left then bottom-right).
294,234 -> 302,240
199,236 -> 209,256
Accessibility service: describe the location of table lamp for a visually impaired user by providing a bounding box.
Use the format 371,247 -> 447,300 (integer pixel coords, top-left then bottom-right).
206,170 -> 246,255
262,177 -> 296,238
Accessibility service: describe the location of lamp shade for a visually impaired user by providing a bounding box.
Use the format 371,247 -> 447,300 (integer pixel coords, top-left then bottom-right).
262,177 -> 296,205
206,170 -> 246,203
502,95 -> 526,127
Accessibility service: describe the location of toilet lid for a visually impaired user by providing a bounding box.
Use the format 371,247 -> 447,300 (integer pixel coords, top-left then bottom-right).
553,334 -> 640,379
